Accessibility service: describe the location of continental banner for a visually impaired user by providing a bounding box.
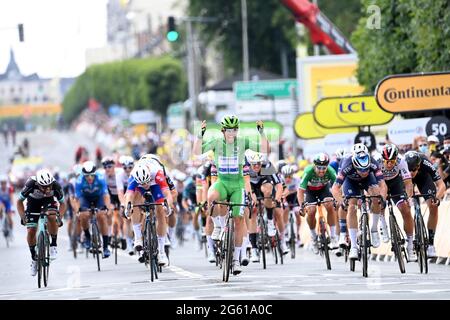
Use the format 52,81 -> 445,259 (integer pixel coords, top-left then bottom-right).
313,95 -> 394,128
294,113 -> 357,139
375,71 -> 450,113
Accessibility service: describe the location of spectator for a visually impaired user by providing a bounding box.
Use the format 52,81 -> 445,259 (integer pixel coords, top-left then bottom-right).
427,135 -> 440,154
413,136 -> 428,155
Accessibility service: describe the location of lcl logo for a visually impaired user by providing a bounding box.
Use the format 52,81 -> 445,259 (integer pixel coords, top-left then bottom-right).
339,102 -> 371,113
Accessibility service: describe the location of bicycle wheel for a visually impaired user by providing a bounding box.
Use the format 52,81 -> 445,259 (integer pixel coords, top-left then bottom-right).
276,233 -> 284,265
289,218 -> 296,259
43,233 -> 50,287
37,232 -> 44,288
223,218 -> 234,282
272,236 -> 278,264
415,213 -> 428,274
320,219 -> 331,270
259,216 -> 267,270
92,223 -> 101,271
349,254 -> 355,271
389,214 -> 405,274
361,212 -> 369,278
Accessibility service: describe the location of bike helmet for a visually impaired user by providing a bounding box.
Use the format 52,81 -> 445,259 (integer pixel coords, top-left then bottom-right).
248,152 -> 265,164
220,115 -> 240,129
276,160 -> 287,173
0,174 -> 8,182
335,148 -> 346,160
119,155 -> 134,167
101,156 -> 115,167
313,153 -> 330,166
140,153 -> 161,163
351,143 -> 370,170
36,168 -> 55,186
382,144 -> 399,161
131,163 -> 152,184
81,161 -> 96,175
281,165 -> 295,176
404,151 -> 422,171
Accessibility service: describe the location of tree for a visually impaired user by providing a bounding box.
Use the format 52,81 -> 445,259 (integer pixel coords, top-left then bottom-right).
62,56 -> 187,123
352,0 -> 450,92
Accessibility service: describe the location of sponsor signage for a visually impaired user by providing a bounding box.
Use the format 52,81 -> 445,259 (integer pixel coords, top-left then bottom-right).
314,95 -> 393,128
425,116 -> 450,143
387,117 -> 431,145
294,113 -> 357,139
375,71 -> 450,113
234,79 -> 297,100
354,131 -> 376,152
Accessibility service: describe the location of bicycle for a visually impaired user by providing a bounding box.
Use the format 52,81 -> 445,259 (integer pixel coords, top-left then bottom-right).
35,205 -> 59,288
1,209 -> 13,248
210,199 -> 251,282
80,204 -> 103,272
196,202 -> 208,258
129,198 -> 169,282
303,198 -> 335,270
69,210 -> 79,259
345,194 -> 382,278
386,194 -> 407,274
254,196 -> 273,270
411,193 -> 434,274
285,201 -> 299,259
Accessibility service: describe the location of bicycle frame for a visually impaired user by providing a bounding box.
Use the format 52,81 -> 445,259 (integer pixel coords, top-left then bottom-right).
411,193 -> 432,274
386,194 -> 406,274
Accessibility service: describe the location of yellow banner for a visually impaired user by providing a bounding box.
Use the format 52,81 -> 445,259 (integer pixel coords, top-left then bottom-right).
294,113 -> 357,139
0,104 -> 61,118
314,95 -> 393,128
375,71 -> 450,113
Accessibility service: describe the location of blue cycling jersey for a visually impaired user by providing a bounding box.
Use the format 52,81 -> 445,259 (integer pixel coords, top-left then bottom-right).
75,172 -> 108,200
329,160 -> 340,174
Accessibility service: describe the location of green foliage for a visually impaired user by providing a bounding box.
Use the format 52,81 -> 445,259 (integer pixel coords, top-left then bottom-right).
352,0 -> 450,92
62,56 -> 187,123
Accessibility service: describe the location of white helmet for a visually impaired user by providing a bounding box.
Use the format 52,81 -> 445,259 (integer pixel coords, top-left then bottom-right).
36,168 -> 55,186
119,155 -> 134,167
81,161 -> 96,175
351,143 -> 370,170
0,174 -> 8,182
281,165 -> 295,176
247,152 -> 265,164
131,163 -> 152,185
335,148 -> 346,160
140,153 -> 160,162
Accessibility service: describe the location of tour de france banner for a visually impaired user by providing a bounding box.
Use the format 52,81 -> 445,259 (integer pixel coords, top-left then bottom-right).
313,95 -> 394,128
375,71 -> 450,113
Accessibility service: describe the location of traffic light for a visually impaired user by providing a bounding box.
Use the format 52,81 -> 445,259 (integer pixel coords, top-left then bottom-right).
18,24 -> 24,42
166,16 -> 179,42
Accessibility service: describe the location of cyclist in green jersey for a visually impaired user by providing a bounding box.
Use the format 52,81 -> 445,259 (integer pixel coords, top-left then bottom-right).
193,115 -> 269,275
297,153 -> 338,253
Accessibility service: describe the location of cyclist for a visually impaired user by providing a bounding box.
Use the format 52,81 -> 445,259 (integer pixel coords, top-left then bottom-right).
124,162 -> 173,266
193,115 -> 269,275
139,154 -> 178,248
246,151 -> 287,263
331,144 -> 386,259
74,161 -> 113,259
379,144 -> 416,260
59,172 -> 78,252
298,153 -> 338,254
330,148 -> 346,174
280,165 -> 303,249
117,155 -> 135,255
100,156 -> 125,250
17,169 -> 66,276
404,151 -> 446,258
0,174 -> 14,239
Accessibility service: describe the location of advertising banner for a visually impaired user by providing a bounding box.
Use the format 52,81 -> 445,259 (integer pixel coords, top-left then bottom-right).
294,113 -> 357,139
375,71 -> 450,113
387,117 -> 431,145
314,95 -> 393,128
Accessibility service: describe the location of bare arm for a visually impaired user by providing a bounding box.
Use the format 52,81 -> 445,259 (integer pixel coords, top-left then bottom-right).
193,120 -> 206,156
435,179 -> 446,200
404,178 -> 413,198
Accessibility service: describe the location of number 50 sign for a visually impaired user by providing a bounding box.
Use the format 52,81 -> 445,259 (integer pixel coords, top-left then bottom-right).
425,116 -> 450,142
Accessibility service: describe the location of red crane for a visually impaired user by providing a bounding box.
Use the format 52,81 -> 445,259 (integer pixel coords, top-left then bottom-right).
280,0 -> 355,54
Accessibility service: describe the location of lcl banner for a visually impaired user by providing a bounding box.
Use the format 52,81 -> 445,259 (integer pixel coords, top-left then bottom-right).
313,95 -> 393,128
294,113 -> 357,139
375,71 -> 450,113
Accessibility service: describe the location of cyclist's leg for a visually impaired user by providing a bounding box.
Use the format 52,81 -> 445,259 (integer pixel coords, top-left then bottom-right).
167,188 -> 178,244
389,177 -> 414,245
94,197 -> 109,252
343,179 -> 360,250
24,200 -> 40,262
366,175 -> 386,239
304,189 -> 318,241
417,176 -> 438,246
229,185 -> 246,265
208,180 -> 227,238
147,184 -> 168,259
320,185 -> 337,240
78,197 -> 91,246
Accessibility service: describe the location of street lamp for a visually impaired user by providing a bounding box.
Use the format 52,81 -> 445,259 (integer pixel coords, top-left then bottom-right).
254,94 -> 275,121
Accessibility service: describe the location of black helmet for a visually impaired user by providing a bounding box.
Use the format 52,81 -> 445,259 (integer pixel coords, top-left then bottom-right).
101,156 -> 115,167
313,153 -> 330,166
382,144 -> 399,161
404,151 -> 422,171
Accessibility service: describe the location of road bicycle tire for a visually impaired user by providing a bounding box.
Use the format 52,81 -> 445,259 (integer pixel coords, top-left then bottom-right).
37,232 -> 44,288
114,234 -> 118,265
361,212 -> 369,278
272,235 -> 278,265
258,215 -> 267,270
350,254 -> 355,272
289,217 -> 296,259
320,219 -> 331,270
223,220 -> 233,282
43,233 -> 50,287
389,214 -> 405,274
415,211 -> 428,274
276,232 -> 284,265
145,219 -> 156,281
92,223 -> 101,272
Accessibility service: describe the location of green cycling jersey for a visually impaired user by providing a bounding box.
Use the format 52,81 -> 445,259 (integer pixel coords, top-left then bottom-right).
299,164 -> 336,191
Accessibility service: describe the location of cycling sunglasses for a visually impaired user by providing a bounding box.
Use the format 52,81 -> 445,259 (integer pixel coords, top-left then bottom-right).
103,164 -> 114,169
316,165 -> 327,171
123,165 -> 133,170
224,128 -> 238,133
383,159 -> 396,165
84,173 -> 96,177
356,167 -> 370,173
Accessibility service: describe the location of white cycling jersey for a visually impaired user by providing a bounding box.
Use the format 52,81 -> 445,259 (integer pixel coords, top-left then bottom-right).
381,155 -> 411,181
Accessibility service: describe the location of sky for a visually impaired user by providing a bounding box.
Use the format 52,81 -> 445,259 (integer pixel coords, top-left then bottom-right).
0,0 -> 108,78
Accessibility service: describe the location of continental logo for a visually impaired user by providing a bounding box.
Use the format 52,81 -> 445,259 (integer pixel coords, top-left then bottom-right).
375,71 -> 450,113
384,86 -> 450,103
